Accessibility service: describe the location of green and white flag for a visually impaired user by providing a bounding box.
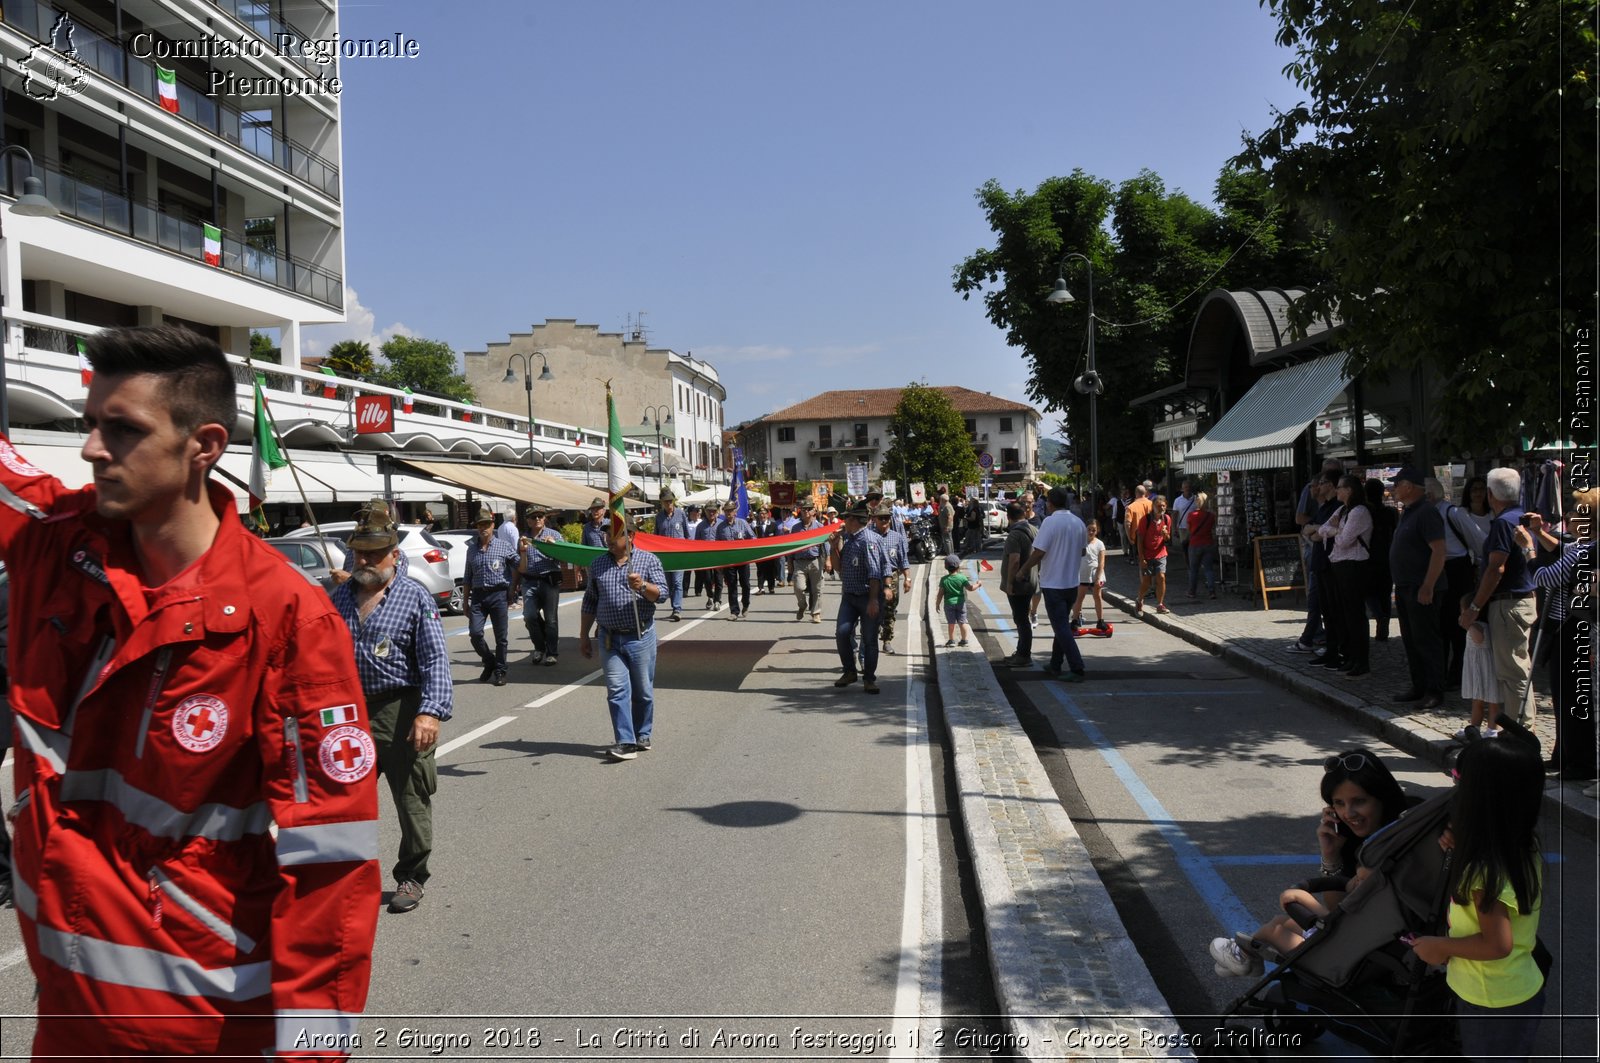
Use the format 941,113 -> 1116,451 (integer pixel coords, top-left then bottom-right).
248,378 -> 287,508
605,382 -> 634,543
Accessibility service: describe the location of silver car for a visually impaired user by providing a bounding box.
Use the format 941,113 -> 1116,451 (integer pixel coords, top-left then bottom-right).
264,536 -> 342,593
284,521 -> 457,613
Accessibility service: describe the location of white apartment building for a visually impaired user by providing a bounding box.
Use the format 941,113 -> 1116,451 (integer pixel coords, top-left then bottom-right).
743,386 -> 1042,485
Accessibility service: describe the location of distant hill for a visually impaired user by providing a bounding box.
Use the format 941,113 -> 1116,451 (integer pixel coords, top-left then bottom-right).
1038,437 -> 1074,475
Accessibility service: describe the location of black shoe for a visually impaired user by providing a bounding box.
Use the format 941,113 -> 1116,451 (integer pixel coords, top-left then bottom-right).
607,743 -> 638,761
863,679 -> 880,695
1420,693 -> 1444,710
493,670 -> 507,686
669,611 -> 681,622
479,663 -> 496,682
388,880 -> 424,914
834,672 -> 858,688
635,736 -> 652,752
1394,689 -> 1424,703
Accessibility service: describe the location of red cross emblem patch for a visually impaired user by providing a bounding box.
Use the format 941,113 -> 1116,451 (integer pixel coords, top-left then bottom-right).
171,694 -> 229,753
318,725 -> 376,784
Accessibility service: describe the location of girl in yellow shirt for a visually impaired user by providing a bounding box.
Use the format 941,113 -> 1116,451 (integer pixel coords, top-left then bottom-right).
1411,739 -> 1545,1062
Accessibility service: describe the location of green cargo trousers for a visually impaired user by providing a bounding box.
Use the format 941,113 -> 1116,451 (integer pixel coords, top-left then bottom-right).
367,687 -> 437,886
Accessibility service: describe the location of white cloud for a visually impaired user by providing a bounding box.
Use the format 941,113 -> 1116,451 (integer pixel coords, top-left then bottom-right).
695,344 -> 796,364
301,286 -> 415,358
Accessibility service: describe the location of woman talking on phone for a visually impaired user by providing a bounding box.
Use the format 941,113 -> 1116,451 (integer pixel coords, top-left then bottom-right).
1209,748 -> 1410,977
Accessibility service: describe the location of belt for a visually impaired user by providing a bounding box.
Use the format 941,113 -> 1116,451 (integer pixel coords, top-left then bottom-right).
1488,591 -> 1537,602
600,625 -> 652,638
473,584 -> 510,594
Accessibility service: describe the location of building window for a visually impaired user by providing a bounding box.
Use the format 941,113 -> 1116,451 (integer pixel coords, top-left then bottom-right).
964,418 -> 977,438
1002,447 -> 1019,470
820,456 -> 834,472
818,425 -> 832,448
852,423 -> 868,446
999,416 -> 1013,433
783,457 -> 797,479
777,426 -> 795,443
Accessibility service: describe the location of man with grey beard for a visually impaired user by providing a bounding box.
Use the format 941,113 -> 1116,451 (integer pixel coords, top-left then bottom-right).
331,500 -> 453,913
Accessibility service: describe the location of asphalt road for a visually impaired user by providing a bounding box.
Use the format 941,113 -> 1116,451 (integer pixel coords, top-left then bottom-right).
0,568 -> 1001,1059
966,545 -> 1599,1061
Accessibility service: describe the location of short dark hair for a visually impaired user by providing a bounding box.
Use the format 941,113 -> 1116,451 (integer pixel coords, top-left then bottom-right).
85,326 -> 236,435
1046,486 -> 1071,510
1006,501 -> 1025,519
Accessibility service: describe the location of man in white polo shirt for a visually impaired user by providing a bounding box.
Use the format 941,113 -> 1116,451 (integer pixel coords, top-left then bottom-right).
1017,486 -> 1089,682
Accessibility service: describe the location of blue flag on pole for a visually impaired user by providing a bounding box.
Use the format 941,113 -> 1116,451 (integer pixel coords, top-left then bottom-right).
730,447 -> 749,520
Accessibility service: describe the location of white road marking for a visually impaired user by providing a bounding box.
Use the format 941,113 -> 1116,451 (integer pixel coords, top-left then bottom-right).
892,576 -> 941,1057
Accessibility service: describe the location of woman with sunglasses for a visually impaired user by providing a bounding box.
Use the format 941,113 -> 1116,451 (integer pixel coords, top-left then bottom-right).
1210,748 -> 1409,977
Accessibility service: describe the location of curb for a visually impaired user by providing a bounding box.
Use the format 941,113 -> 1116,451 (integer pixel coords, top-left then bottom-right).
1100,587 -> 1597,841
923,570 -> 1194,1060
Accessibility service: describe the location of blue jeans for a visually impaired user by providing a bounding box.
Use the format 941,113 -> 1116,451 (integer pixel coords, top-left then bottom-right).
468,586 -> 510,671
600,627 -> 656,744
836,592 -> 881,681
1455,987 -> 1544,1063
665,571 -> 684,613
1300,566 -> 1325,645
1040,587 -> 1085,675
1187,544 -> 1217,595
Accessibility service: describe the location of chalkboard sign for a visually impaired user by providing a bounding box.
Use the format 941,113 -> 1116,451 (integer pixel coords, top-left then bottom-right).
1253,534 -> 1306,610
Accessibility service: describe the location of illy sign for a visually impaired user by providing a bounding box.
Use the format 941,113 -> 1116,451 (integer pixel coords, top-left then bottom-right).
354,395 -> 394,434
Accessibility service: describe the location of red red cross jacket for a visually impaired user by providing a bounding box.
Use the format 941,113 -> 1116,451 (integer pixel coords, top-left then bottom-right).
0,436 -> 379,1060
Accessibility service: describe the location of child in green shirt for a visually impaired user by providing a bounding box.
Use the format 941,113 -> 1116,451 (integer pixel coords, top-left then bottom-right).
939,553 -> 981,648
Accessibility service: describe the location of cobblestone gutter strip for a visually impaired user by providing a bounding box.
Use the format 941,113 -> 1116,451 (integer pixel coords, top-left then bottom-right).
1099,586 -> 1597,841
923,572 -> 1193,1060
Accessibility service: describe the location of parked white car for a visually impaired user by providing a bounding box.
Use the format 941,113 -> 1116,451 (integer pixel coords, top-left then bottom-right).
284,522 -> 457,613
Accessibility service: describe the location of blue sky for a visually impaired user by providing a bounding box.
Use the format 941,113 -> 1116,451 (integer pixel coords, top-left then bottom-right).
309,1 -> 1302,429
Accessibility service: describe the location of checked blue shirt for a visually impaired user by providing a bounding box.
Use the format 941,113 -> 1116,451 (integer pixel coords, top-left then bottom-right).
583,548 -> 668,634
465,534 -> 518,590
877,527 -> 910,573
331,573 -> 454,720
521,527 -> 565,578
837,527 -> 888,595
656,508 -> 690,539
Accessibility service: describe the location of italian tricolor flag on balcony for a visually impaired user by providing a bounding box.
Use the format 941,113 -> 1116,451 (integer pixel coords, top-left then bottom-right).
156,65 -> 179,113
202,223 -> 221,266
76,338 -> 92,386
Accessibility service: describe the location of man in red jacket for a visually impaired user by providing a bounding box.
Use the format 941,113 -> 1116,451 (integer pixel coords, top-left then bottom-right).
0,326 -> 378,1060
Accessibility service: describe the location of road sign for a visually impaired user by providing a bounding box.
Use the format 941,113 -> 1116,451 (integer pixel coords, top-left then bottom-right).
978,452 -> 994,470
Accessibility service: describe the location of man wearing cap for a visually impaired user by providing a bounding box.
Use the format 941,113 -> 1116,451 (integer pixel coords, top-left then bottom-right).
790,499 -> 829,622
695,504 -> 724,609
830,500 -> 889,694
331,501 -> 453,914
579,522 -> 668,760
654,487 -> 689,621
1388,467 -> 1448,710
716,500 -> 756,618
518,507 -> 566,665
872,502 -> 913,654
582,497 -> 609,549
465,504 -> 518,685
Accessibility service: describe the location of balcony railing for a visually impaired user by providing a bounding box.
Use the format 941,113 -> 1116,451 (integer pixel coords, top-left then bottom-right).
5,154 -> 344,310
4,0 -> 340,200
807,437 -> 879,452
209,0 -> 334,78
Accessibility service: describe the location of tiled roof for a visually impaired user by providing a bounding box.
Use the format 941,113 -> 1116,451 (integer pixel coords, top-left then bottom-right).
759,386 -> 1037,424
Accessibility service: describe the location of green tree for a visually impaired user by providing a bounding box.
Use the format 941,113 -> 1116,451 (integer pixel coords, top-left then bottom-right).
376,336 -> 475,405
880,382 -> 982,491
323,339 -> 376,379
954,167 -> 1326,487
247,330 -> 279,364
1238,0 -> 1595,450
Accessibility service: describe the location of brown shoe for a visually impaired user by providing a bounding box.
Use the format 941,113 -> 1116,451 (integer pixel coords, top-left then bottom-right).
388,880 -> 424,914
833,672 -> 858,688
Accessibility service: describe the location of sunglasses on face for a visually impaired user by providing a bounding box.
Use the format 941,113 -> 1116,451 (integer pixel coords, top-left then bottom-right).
1323,753 -> 1369,774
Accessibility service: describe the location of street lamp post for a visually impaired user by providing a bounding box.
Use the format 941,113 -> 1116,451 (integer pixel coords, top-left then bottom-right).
502,352 -> 553,467
0,145 -> 61,435
641,404 -> 673,499
1045,253 -> 1103,521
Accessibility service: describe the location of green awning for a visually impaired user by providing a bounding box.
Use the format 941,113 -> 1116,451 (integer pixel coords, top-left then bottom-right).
1183,355 -> 1351,473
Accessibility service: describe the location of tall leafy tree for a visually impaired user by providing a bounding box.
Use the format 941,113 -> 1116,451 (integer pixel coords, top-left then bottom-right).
376,336 -> 475,405
954,167 -> 1325,487
1238,0 -> 1595,450
247,330 -> 279,364
323,339 -> 376,379
880,383 -> 982,491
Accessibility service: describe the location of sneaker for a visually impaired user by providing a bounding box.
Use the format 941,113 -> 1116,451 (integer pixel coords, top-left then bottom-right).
881,645 -> 896,655
1156,604 -> 1171,615
1453,725 -> 1480,741
1481,725 -> 1501,739
834,672 -> 858,688
1029,615 -> 1038,629
479,663 -> 496,682
607,743 -> 638,761
543,656 -> 558,666
811,613 -> 822,624
958,639 -> 969,647
1287,641 -> 1315,653
863,680 -> 880,695
529,650 -> 545,665
388,880 -> 424,914
797,607 -> 806,620
1209,937 -> 1264,978
669,611 -> 681,622
636,736 -> 652,752
1070,616 -> 1083,629
493,670 -> 507,686
944,639 -> 956,648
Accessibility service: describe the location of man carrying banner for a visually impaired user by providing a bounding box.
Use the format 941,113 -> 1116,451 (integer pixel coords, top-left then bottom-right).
872,502 -> 913,654
518,506 -> 566,664
716,499 -> 756,618
579,521 -> 667,760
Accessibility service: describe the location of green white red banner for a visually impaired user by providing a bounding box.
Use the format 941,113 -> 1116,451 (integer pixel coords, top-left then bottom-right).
531,522 -> 837,573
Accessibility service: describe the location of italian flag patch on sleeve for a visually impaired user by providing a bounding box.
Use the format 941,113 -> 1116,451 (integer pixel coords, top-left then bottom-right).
319,704 -> 359,727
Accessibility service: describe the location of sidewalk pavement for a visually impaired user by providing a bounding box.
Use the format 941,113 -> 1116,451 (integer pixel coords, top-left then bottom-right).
1096,544 -> 1596,837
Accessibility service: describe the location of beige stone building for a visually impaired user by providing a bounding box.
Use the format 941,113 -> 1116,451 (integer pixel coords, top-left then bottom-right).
462,319 -> 728,482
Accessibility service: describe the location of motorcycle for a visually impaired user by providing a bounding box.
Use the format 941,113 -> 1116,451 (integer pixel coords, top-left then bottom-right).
906,515 -> 936,563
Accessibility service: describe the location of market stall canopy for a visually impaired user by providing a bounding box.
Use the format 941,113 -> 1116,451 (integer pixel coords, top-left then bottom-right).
1183,355 -> 1352,474
394,458 -> 649,511
678,485 -> 769,508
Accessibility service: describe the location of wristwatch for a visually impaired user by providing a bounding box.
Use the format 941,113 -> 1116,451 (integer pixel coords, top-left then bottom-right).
1466,602 -> 1481,613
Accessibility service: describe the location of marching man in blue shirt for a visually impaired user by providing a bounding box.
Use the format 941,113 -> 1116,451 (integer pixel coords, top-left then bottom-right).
579,521 -> 669,761
331,499 -> 453,914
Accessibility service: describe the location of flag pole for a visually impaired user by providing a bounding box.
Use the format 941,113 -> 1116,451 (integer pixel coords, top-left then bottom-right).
246,356 -> 337,571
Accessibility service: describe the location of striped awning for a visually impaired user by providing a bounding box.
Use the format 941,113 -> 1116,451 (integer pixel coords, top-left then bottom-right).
1183,355 -> 1351,473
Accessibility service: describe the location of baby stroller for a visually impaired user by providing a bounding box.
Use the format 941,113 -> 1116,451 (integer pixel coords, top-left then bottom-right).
1214,792 -> 1459,1058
